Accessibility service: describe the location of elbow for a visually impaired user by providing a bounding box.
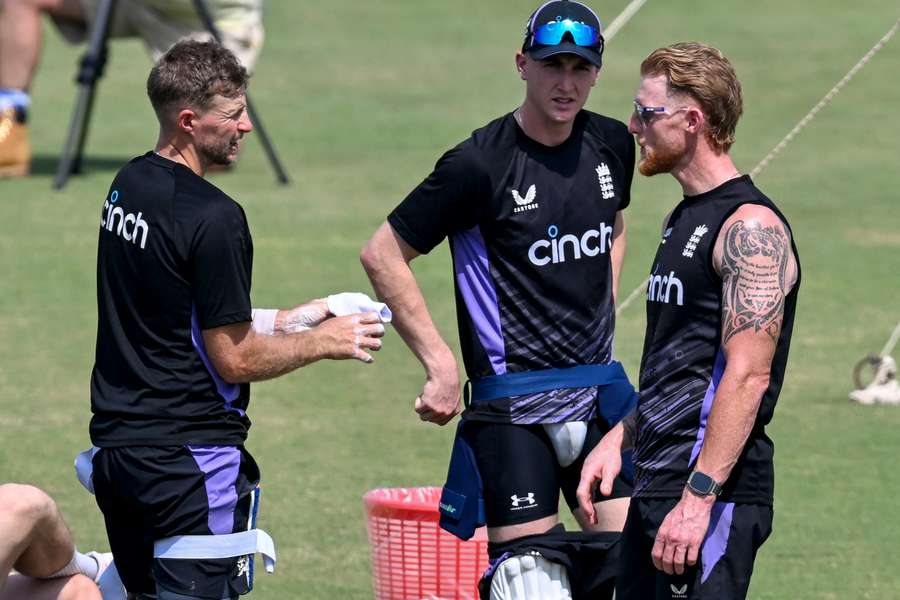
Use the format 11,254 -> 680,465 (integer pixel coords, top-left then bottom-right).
743,371 -> 771,399
359,241 -> 377,275
360,237 -> 390,280
217,365 -> 245,385
214,355 -> 252,384
724,353 -> 772,398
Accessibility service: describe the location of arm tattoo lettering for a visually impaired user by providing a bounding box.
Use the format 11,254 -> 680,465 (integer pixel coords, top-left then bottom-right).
720,219 -> 789,344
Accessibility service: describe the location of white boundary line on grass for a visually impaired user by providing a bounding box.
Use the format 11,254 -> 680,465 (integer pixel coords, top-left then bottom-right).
616,18 -> 900,317
749,18 -> 900,178
604,0 -> 649,41
881,321 -> 900,358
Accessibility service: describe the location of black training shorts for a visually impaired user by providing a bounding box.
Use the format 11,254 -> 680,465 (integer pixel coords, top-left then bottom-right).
467,417 -> 633,528
616,497 -> 773,600
92,445 -> 260,598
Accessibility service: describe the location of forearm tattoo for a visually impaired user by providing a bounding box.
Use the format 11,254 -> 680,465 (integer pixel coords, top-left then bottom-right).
720,220 -> 789,344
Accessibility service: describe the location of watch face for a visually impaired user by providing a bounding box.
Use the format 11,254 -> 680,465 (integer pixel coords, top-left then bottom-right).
689,471 -> 715,495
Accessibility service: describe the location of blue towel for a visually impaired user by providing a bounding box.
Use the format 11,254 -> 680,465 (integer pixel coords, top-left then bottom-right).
466,361 -> 637,427
439,421 -> 486,541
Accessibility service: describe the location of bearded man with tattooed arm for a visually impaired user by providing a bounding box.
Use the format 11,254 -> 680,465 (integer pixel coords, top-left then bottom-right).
576,42 -> 800,600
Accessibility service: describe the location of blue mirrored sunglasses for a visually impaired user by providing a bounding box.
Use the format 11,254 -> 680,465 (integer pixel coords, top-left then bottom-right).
533,18 -> 602,47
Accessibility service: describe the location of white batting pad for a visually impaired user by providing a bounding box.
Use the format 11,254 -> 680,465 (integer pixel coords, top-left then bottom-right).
489,553 -> 572,600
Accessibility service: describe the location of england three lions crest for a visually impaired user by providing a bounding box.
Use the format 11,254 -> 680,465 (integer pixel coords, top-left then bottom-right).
596,163 -> 615,200
682,225 -> 709,258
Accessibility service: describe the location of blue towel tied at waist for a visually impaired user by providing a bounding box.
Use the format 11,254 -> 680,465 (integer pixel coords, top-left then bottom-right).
441,362 -> 638,540
465,361 -> 637,426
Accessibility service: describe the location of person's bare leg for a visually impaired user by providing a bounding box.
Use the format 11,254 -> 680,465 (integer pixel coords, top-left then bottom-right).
0,483 -> 76,587
2,573 -> 101,600
0,0 -> 85,90
487,513 -> 559,543
573,496 -> 630,532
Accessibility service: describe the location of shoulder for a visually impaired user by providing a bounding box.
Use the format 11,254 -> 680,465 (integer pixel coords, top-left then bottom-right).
433,127 -> 495,180
728,202 -> 782,224
470,112 -> 515,147
464,112 -> 519,163
582,110 -> 634,162
108,154 -> 177,212
176,170 -> 238,209
713,201 -> 798,289
719,202 -> 791,244
660,208 -> 675,235
174,172 -> 247,230
114,152 -> 171,184
582,111 -> 631,144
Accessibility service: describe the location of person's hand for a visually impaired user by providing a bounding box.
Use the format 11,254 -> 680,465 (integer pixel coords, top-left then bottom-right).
651,490 -> 714,575
311,312 -> 384,362
575,431 -> 623,523
277,298 -> 331,332
413,364 -> 460,425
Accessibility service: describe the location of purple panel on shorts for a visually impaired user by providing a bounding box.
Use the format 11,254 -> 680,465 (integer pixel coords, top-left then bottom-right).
482,551 -> 513,581
701,501 -> 734,583
187,445 -> 241,535
689,348 -> 726,465
191,306 -> 245,416
451,227 -> 506,375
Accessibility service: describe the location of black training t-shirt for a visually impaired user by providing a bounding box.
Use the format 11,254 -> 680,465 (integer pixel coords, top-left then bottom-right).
90,152 -> 253,447
389,110 -> 634,423
633,176 -> 800,504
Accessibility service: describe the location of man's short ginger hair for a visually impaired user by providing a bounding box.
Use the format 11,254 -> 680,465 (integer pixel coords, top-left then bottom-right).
641,42 -> 743,152
147,40 -> 248,124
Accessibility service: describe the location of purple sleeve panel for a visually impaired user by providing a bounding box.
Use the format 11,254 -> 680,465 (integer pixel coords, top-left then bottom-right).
187,445 -> 242,535
701,501 -> 734,584
451,227 -> 506,375
689,348 -> 727,465
191,306 -> 245,416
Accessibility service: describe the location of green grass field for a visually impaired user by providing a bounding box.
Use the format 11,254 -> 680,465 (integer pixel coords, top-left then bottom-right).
2,1 -> 899,598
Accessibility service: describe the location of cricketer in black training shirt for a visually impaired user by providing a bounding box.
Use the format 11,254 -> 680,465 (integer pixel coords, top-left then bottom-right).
389,109 -> 634,425
91,152 -> 253,447
86,39 -> 385,599
89,152 -> 259,597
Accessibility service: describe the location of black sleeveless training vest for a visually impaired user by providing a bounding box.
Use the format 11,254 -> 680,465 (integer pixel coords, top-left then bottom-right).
632,175 -> 800,504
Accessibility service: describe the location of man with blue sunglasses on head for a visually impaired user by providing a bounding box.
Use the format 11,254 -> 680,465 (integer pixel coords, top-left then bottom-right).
362,2 -> 636,598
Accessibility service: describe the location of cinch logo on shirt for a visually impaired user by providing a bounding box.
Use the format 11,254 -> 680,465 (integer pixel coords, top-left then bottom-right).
100,190 -> 149,249
527,223 -> 613,266
647,268 -> 685,306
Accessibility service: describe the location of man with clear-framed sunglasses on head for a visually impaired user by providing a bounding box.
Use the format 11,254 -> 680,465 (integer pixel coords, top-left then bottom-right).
577,42 -> 801,599
361,2 -> 637,598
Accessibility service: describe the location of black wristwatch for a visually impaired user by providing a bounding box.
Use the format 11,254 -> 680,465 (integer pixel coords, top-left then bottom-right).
686,471 -> 723,497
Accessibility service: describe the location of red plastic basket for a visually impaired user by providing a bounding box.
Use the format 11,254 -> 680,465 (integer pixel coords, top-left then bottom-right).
363,487 -> 489,600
